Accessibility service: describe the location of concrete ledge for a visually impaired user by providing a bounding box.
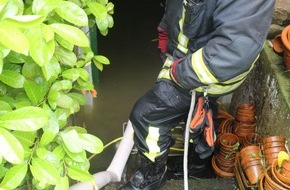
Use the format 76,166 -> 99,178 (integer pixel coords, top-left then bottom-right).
229,41 -> 290,146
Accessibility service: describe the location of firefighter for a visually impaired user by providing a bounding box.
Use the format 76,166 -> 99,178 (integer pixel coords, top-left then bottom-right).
119,0 -> 275,189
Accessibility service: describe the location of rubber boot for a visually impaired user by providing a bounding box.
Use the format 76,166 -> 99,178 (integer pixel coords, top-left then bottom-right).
119,151 -> 168,190
167,143 -> 210,179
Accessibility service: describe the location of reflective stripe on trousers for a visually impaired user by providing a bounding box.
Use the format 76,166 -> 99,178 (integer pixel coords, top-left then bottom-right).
129,80 -> 218,162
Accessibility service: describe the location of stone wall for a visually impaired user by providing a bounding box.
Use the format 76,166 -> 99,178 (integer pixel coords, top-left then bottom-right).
227,0 -> 290,147
268,0 -> 290,38
229,42 -> 290,147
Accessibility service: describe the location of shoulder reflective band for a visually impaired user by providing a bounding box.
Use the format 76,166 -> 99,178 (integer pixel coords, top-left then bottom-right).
177,6 -> 189,54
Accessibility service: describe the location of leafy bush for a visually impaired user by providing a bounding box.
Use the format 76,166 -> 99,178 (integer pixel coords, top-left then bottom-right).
0,0 -> 114,189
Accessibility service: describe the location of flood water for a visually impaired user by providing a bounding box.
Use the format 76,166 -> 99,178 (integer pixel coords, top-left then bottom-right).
76,0 -> 165,173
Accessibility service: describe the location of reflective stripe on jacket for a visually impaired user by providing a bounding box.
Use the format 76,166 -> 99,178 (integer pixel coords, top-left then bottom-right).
157,0 -> 275,95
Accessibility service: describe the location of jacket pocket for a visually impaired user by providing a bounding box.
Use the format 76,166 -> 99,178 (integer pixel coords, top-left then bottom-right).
183,0 -> 206,38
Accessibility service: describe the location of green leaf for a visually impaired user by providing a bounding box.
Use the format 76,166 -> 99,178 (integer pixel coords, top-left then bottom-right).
0,95 -> 15,108
71,126 -> 87,134
107,14 -> 114,28
30,158 -> 60,185
12,131 -> 36,148
55,1 -> 88,26
25,26 -> 55,66
96,17 -> 108,31
79,133 -> 104,154
99,0 -> 108,5
106,2 -> 114,13
0,23 -> 29,55
41,24 -> 54,42
50,23 -> 89,47
76,68 -> 89,81
0,106 -> 48,131
75,159 -> 90,171
54,34 -> 73,51
93,55 -> 110,65
84,51 -> 94,64
99,28 -> 108,36
0,128 -> 24,164
94,61 -> 103,71
4,51 -> 22,63
67,166 -> 94,182
62,68 -> 80,81
40,129 -> 57,147
0,59 -> 2,75
68,159 -> 90,171
60,129 -> 83,153
54,176 -> 69,190
54,108 -> 70,127
48,90 -> 60,102
54,45 -> 77,66
87,2 -> 107,20
3,63 -> 21,72
47,90 -> 60,110
0,45 -> 10,66
64,156 -> 90,171
70,100 -> 80,113
36,148 -> 59,163
0,0 -> 9,13
56,94 -> 74,109
22,61 -> 42,79
0,82 -> 6,96
2,15 -> 46,28
68,93 -> 86,105
24,80 -> 49,105
0,70 -> 25,88
50,80 -> 72,91
63,147 -> 87,162
53,145 -> 65,160
75,79 -> 94,90
13,100 -> 32,109
0,100 -> 12,113
0,0 -> 24,20
0,164 -> 8,179
41,56 -> 61,81
32,0 -> 62,15
76,60 -> 85,68
40,114 -> 59,146
0,164 -> 27,189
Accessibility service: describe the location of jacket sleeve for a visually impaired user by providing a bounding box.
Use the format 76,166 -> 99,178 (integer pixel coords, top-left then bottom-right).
158,14 -> 168,32
171,0 -> 275,93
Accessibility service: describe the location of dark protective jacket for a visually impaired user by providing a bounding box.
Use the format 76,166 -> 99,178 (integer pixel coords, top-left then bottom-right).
158,0 -> 275,95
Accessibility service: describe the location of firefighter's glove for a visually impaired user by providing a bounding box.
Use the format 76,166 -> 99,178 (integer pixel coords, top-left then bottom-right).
194,134 -> 215,159
189,97 -> 206,139
157,58 -> 181,81
157,27 -> 167,53
189,97 -> 216,159
169,58 -> 183,87
157,27 -> 168,62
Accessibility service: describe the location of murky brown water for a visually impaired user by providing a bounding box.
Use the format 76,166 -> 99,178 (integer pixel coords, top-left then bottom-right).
76,0 -> 165,173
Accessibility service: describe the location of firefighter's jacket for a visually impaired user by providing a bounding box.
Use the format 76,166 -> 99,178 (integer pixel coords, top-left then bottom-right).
158,0 -> 275,95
